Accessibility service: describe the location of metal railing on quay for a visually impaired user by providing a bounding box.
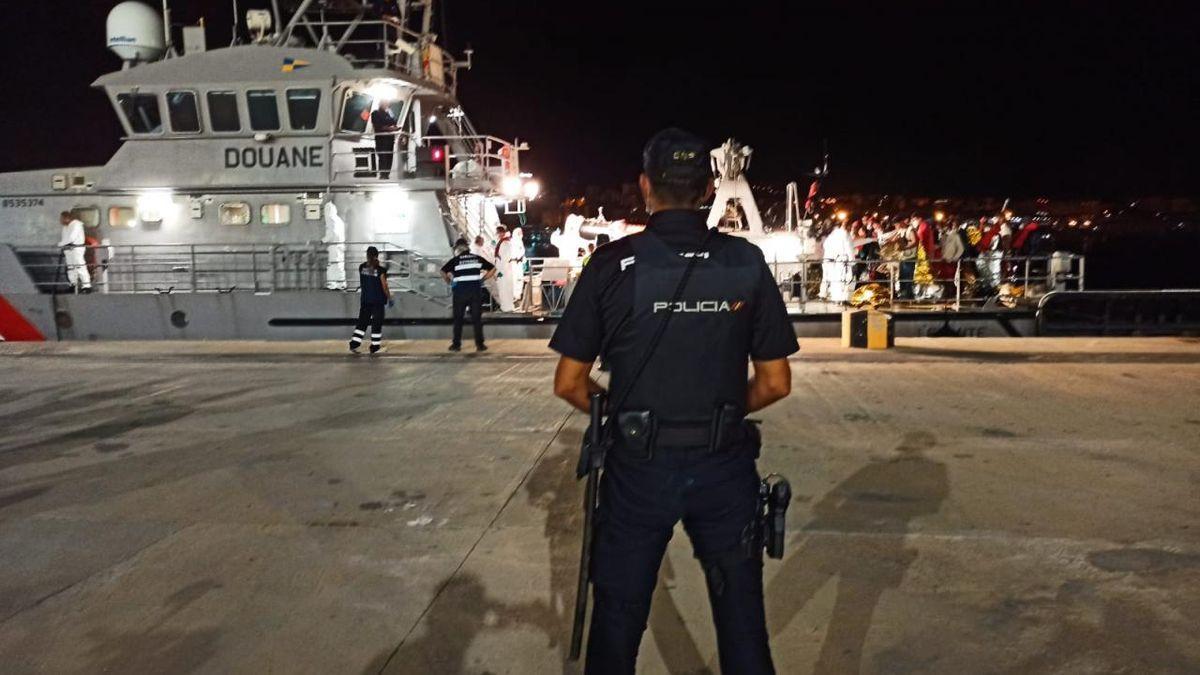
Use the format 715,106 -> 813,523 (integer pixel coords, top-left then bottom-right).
1037,289 -> 1200,336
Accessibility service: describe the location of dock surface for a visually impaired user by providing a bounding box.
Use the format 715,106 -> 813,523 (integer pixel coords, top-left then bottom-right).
1,338 -> 1198,674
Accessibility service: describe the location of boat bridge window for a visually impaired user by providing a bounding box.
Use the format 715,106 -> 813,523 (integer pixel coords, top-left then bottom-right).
340,92 -> 372,134
247,90 -> 281,131
286,89 -> 321,131
207,91 -> 241,132
72,207 -> 100,228
220,203 -> 251,226
108,206 -> 136,229
116,93 -> 162,135
261,204 -> 291,225
166,91 -> 201,133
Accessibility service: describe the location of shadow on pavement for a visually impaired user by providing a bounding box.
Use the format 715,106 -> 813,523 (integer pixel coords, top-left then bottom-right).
368,573 -> 559,675
366,430 -> 950,675
764,431 -> 948,673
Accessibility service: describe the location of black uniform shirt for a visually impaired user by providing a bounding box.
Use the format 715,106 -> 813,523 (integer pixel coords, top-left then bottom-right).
359,262 -> 388,305
441,252 -> 495,293
550,210 -> 799,365
370,108 -> 398,142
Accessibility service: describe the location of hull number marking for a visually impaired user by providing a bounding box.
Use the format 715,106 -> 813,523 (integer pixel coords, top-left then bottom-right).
1,198 -> 46,208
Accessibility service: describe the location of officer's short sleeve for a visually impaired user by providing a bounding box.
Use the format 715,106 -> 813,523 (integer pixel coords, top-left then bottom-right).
480,258 -> 495,271
440,258 -> 454,274
549,262 -> 603,363
750,257 -> 799,361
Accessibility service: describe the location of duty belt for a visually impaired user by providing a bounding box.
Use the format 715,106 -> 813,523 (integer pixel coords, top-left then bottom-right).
613,404 -> 758,461
656,421 -> 726,448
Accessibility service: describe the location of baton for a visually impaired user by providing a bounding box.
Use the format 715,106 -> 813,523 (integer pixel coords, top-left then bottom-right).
569,392 -> 604,661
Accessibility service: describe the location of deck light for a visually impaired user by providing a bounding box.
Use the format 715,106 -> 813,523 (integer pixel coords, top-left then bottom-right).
137,190 -> 176,224
368,83 -> 400,101
501,175 -> 522,199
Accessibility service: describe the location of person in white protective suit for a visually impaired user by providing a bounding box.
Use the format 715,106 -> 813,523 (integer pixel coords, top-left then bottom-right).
549,225 -> 566,259
493,225 -> 516,312
323,202 -> 348,290
508,227 -> 527,309
821,221 -> 855,303
57,211 -> 91,292
471,234 -> 501,305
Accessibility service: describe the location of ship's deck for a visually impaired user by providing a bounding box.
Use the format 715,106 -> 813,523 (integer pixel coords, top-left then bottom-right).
1,338 -> 1198,674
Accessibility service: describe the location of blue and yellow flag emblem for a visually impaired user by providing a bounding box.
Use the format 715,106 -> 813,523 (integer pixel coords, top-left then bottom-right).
281,58 -> 310,73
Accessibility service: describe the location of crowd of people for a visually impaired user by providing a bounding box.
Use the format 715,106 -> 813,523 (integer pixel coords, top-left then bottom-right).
809,212 -> 1054,304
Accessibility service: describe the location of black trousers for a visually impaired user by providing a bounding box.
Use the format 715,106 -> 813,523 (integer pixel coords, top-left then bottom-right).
586,443 -> 774,675
375,136 -> 395,178
451,288 -> 485,347
898,260 -> 916,299
350,303 -> 385,348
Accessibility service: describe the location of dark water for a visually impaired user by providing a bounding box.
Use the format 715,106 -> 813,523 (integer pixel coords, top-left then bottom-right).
1055,217 -> 1200,290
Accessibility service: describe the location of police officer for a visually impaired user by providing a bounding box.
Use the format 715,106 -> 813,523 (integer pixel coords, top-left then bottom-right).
349,246 -> 392,354
441,237 -> 496,352
550,128 -> 798,674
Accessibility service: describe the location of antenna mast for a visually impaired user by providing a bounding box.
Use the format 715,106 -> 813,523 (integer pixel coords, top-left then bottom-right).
231,0 -> 240,45
421,0 -> 435,36
161,0 -> 175,56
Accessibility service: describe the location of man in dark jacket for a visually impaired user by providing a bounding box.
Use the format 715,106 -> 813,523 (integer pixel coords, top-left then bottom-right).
349,246 -> 392,354
371,100 -> 400,179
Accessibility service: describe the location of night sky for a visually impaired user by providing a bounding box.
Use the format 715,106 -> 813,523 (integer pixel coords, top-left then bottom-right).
3,1 -> 1197,198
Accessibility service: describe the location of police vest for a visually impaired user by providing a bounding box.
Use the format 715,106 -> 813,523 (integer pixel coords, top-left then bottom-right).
609,230 -> 761,421
447,253 -> 487,291
359,263 -> 387,304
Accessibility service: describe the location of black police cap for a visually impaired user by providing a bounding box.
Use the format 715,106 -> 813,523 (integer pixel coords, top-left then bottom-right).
643,128 -> 711,183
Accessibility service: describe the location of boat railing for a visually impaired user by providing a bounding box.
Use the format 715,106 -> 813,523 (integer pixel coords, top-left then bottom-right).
770,252 -> 1086,311
426,134 -> 521,194
10,244 -> 1085,316
328,132 -> 519,194
11,241 -> 450,303
512,257 -> 578,315
280,13 -> 460,92
501,252 -> 1086,315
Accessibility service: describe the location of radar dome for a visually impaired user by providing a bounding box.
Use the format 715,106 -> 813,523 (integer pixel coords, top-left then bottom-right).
106,2 -> 165,63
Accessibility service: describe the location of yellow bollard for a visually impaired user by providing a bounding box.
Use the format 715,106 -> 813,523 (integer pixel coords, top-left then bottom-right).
841,309 -> 894,349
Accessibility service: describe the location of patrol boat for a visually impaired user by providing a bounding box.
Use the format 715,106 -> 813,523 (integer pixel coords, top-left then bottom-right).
0,0 -> 535,340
